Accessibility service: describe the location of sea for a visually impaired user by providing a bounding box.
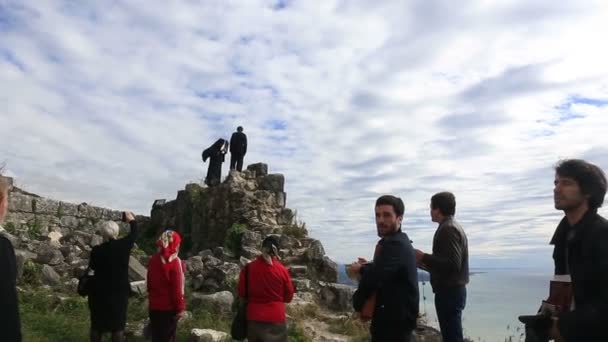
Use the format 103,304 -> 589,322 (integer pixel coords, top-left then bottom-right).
338,266 -> 551,342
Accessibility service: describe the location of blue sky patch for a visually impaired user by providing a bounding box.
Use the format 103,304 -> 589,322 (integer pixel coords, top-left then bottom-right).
265,119 -> 287,130
0,48 -> 25,71
569,95 -> 608,107
273,0 -> 290,10
194,90 -> 240,103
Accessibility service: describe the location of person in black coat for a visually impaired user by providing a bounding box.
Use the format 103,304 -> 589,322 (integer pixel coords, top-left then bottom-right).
202,138 -> 228,186
352,195 -> 419,342
88,212 -> 138,342
546,159 -> 608,341
229,126 -> 248,172
0,176 -> 21,342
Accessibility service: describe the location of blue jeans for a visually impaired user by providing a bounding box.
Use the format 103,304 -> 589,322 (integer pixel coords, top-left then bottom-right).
435,286 -> 467,342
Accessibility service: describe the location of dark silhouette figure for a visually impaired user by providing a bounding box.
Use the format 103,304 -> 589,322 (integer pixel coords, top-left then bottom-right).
203,138 -> 228,186
1,176 -> 21,342
88,213 -> 139,342
230,126 -> 247,172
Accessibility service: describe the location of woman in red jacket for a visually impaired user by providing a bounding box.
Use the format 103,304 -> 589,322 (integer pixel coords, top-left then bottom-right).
238,236 -> 295,342
147,230 -> 186,342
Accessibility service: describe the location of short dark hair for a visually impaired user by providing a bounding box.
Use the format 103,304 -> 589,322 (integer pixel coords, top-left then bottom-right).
431,192 -> 456,216
555,159 -> 607,210
262,235 -> 280,254
237,126 -> 243,132
375,195 -> 404,217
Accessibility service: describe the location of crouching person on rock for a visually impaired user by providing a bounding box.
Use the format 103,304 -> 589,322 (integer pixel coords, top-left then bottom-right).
147,230 -> 186,342
88,212 -> 139,342
238,236 -> 295,342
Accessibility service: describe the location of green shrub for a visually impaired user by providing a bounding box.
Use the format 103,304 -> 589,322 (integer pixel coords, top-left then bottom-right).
283,224 -> 307,239
20,260 -> 42,285
4,221 -> 17,234
26,222 -> 43,240
224,223 -> 248,255
282,210 -> 308,239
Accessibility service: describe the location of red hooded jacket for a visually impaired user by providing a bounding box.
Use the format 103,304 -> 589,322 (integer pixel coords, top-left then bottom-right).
147,253 -> 186,312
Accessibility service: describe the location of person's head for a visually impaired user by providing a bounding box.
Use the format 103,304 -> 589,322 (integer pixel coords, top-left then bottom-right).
0,176 -> 10,223
237,126 -> 243,132
211,138 -> 225,151
99,221 -> 119,241
430,192 -> 456,223
375,195 -> 404,237
157,230 -> 182,258
261,235 -> 280,257
554,159 -> 607,212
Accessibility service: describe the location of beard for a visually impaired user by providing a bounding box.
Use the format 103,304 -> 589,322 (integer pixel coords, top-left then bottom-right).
554,195 -> 586,211
377,222 -> 398,237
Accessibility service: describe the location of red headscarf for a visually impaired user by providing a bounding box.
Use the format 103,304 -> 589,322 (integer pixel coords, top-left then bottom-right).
156,230 -> 182,278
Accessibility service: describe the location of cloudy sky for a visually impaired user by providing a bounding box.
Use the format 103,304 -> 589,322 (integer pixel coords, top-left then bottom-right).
1,0 -> 607,267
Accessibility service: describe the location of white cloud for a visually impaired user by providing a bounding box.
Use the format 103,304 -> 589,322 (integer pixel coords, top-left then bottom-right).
1,0 -> 607,266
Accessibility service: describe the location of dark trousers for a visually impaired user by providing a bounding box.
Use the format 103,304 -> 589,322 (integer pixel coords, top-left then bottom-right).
370,320 -> 413,342
247,321 -> 287,342
149,310 -> 177,342
435,286 -> 467,342
230,154 -> 244,171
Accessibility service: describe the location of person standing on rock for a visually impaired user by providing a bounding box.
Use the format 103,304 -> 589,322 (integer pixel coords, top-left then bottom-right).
202,138 -> 229,186
238,235 -> 294,342
414,192 -> 469,342
0,176 -> 22,342
229,126 -> 247,172
352,195 -> 419,342
88,212 -> 139,342
147,230 -> 186,342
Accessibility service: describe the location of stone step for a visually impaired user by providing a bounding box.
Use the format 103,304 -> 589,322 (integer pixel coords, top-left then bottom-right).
288,265 -> 308,278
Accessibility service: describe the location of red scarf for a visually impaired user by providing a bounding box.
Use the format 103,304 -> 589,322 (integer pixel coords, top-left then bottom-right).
156,230 -> 182,278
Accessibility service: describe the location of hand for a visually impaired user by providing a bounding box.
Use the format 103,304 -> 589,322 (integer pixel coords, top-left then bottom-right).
123,211 -> 135,223
548,317 -> 564,342
357,257 -> 368,264
350,262 -> 363,273
175,311 -> 185,321
414,249 -> 425,263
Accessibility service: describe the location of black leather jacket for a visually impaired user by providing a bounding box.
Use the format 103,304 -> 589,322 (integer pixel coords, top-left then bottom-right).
353,231 -> 419,331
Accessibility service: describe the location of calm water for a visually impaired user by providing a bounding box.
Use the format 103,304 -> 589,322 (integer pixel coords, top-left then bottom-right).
418,269 -> 550,342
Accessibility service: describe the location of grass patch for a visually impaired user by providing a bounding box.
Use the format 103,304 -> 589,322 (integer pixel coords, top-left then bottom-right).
20,287 -> 90,342
19,287 -> 356,341
287,321 -> 311,342
327,316 -> 369,342
287,303 -> 321,320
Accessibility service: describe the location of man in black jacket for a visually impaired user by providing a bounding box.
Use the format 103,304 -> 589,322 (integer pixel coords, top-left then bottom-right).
415,192 -> 469,342
546,159 -> 608,341
229,126 -> 247,172
0,176 -> 21,342
352,195 -> 419,342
